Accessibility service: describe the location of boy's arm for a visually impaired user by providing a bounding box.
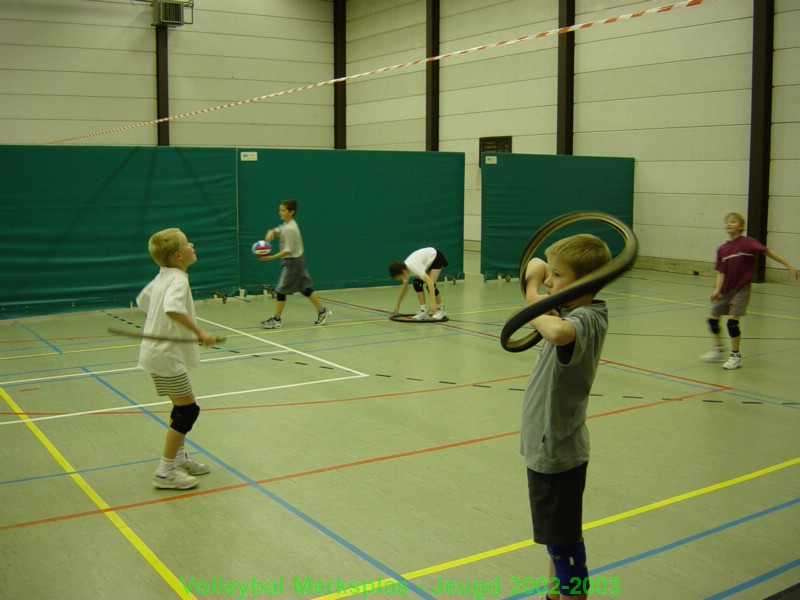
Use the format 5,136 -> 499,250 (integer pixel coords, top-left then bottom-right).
530,313 -> 576,346
259,249 -> 289,261
524,258 -> 549,303
710,271 -> 724,300
265,226 -> 281,242
765,248 -> 799,280
167,311 -> 216,347
392,280 -> 409,313
421,273 -> 437,312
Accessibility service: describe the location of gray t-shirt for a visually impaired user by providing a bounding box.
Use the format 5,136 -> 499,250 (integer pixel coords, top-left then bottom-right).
520,300 -> 608,473
278,219 -> 304,258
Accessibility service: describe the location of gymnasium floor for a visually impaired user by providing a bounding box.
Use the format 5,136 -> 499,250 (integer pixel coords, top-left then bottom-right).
1,254 -> 799,600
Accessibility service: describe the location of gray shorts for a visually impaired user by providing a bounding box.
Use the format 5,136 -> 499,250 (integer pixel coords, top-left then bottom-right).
276,256 -> 313,295
711,285 -> 751,318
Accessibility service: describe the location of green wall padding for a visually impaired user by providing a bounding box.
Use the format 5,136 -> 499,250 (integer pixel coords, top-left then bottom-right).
0,146 -> 237,315
0,146 -> 464,317
480,153 -> 634,280
236,148 -> 464,292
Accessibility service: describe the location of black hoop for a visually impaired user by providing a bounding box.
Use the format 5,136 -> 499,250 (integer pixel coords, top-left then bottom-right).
500,211 -> 638,353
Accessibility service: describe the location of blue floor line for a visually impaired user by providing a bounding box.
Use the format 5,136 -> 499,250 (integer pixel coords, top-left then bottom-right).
86,368 -> 437,600
704,559 -> 800,600
501,497 -> 800,599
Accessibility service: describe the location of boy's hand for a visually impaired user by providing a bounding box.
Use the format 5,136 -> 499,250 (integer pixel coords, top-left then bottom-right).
198,330 -> 217,347
525,258 -> 549,303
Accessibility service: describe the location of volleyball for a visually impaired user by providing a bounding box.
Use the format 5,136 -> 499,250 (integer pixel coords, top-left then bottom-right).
251,240 -> 271,259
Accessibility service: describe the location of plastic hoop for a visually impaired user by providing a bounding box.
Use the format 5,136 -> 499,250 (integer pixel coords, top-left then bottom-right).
500,211 -> 638,353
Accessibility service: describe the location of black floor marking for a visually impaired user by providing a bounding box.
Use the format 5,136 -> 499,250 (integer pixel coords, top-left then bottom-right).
376,374 -> 392,378
764,583 -> 800,600
702,399 -> 723,403
509,387 -> 526,392
742,401 -> 762,405
473,384 -> 491,388
623,395 -> 643,399
438,381 -> 456,385
406,377 -> 423,381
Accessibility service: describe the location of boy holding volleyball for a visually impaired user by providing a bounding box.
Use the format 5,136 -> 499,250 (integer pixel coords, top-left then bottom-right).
521,234 -> 611,600
389,247 -> 448,320
700,212 -> 798,369
137,228 -> 217,490
260,199 -> 332,328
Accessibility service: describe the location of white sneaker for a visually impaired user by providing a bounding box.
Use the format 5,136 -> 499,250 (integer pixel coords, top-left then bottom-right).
177,457 -> 210,476
261,316 -> 282,329
722,352 -> 742,370
412,307 -> 429,321
314,307 -> 332,325
153,468 -> 199,490
432,305 -> 446,320
700,346 -> 725,362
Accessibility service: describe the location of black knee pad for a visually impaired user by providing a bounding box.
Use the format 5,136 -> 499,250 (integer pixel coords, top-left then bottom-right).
412,279 -> 424,293
301,288 -> 313,298
727,319 -> 740,338
276,293 -> 287,301
433,285 -> 440,297
707,318 -> 720,334
170,402 -> 200,434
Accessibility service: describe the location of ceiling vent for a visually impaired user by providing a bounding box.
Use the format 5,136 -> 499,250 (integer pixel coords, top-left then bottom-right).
153,0 -> 193,27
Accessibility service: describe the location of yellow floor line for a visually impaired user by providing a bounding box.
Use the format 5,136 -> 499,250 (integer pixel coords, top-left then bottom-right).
313,456 -> 800,599
1,387 -> 196,600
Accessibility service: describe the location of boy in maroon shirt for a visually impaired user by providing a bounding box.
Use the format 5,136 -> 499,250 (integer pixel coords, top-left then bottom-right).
701,212 -> 798,369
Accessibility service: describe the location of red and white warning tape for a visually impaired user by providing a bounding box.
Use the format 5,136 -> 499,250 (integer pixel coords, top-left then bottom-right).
42,0 -> 714,145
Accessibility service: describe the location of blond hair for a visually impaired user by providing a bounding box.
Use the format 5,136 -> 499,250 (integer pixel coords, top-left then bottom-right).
148,228 -> 183,267
545,233 -> 611,280
724,212 -> 745,227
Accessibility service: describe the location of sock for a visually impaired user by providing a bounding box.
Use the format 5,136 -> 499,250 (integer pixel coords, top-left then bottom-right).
156,457 -> 175,475
175,444 -> 187,463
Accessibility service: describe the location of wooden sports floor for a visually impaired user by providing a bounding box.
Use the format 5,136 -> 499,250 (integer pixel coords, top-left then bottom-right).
1,255 -> 799,600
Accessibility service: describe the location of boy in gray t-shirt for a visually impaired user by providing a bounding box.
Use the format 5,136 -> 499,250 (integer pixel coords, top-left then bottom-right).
520,233 -> 611,600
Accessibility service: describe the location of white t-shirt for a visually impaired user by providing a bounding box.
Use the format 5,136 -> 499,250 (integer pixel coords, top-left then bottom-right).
136,267 -> 199,376
404,247 -> 437,279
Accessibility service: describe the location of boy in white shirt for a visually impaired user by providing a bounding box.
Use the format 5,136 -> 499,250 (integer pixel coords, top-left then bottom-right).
389,247 -> 448,320
137,228 -> 217,490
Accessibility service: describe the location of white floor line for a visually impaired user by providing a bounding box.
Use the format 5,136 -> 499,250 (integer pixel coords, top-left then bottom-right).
198,316 -> 370,377
0,349 -> 284,387
0,319 -> 371,426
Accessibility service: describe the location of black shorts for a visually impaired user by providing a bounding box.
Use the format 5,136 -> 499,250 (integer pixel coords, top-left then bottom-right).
527,462 -> 587,545
430,250 -> 448,270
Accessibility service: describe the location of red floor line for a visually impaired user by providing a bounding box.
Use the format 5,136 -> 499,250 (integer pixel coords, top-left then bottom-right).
0,430 -> 519,532
600,358 -> 732,390
1,380 -> 710,533
0,374 -> 530,418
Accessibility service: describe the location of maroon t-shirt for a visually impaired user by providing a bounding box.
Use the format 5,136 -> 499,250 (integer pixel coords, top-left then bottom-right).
716,235 -> 767,293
